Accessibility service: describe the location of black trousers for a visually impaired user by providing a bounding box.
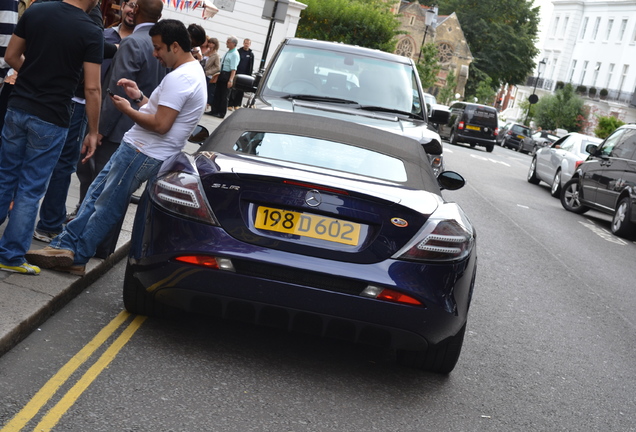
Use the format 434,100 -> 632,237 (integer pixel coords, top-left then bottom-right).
211,71 -> 231,118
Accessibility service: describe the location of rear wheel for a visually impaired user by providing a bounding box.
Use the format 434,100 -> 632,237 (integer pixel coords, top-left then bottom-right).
485,144 -> 494,153
397,324 -> 466,374
527,158 -> 540,184
550,170 -> 562,197
611,197 -> 635,238
123,264 -> 178,318
450,130 -> 458,145
561,178 -> 589,214
516,143 -> 523,153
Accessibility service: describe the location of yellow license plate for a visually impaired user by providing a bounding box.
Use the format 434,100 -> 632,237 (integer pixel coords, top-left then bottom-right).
517,135 -> 525,139
466,125 -> 480,131
255,206 -> 361,246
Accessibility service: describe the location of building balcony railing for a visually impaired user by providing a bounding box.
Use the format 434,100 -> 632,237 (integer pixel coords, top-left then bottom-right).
524,76 -> 636,106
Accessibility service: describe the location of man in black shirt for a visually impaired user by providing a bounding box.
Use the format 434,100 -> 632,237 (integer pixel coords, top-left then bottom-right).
0,0 -> 103,275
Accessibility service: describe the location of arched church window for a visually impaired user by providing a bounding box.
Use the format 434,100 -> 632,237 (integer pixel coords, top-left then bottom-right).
437,42 -> 454,64
396,38 -> 415,59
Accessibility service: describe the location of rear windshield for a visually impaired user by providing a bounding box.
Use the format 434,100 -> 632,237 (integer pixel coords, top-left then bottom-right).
234,132 -> 408,182
464,106 -> 498,127
511,125 -> 531,135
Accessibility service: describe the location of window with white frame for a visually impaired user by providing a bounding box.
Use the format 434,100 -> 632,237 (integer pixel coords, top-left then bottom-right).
618,65 -> 629,91
619,19 -> 628,41
561,16 -> 569,37
580,61 -> 588,85
569,60 -> 577,82
579,17 -> 589,39
592,17 -> 601,40
606,19 -> 614,40
606,63 -> 615,89
552,17 -> 560,36
592,62 -> 601,87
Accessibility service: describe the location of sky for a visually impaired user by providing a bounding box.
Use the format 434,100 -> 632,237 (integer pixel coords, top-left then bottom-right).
534,0 -> 555,52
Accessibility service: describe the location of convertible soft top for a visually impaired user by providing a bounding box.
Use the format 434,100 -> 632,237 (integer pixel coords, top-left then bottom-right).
199,109 -> 439,191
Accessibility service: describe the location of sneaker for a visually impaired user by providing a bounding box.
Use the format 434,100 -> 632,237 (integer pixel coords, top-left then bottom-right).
0,262 -> 40,275
66,208 -> 78,223
33,229 -> 58,243
227,106 -> 234,111
25,247 -> 74,269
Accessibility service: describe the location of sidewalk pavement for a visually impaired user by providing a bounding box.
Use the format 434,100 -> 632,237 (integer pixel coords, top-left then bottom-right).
0,111 -> 225,357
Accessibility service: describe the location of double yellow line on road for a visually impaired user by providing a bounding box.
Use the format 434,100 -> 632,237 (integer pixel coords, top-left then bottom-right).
1,310 -> 146,432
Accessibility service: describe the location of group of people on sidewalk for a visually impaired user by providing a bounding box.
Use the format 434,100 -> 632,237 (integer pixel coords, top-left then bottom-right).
202,36 -> 254,119
0,0 -> 210,276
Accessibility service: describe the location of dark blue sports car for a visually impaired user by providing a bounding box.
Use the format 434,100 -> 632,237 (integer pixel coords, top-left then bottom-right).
124,109 -> 477,373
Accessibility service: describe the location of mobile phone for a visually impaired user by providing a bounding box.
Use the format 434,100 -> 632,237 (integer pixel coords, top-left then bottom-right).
106,88 -> 115,97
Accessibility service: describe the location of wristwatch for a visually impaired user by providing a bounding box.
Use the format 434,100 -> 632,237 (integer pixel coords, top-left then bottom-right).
133,90 -> 144,103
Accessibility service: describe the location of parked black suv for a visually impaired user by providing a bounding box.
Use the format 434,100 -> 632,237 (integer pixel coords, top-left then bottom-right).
498,122 -> 532,152
561,124 -> 636,238
438,102 -> 498,152
233,38 -> 450,174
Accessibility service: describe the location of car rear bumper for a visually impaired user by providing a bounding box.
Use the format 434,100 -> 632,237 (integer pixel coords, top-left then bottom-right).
127,201 -> 477,350
457,133 -> 496,147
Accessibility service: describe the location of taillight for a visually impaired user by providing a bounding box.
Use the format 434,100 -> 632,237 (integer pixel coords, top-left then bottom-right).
394,203 -> 474,262
151,172 -> 219,225
360,286 -> 424,306
494,127 -> 499,136
574,160 -> 584,170
458,121 -> 465,130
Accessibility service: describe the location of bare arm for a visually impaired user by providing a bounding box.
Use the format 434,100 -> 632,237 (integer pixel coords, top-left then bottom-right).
80,61 -> 102,162
111,78 -> 179,135
5,34 -> 25,71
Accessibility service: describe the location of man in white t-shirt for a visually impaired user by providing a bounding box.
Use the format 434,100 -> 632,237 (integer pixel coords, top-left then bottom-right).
26,19 -> 207,275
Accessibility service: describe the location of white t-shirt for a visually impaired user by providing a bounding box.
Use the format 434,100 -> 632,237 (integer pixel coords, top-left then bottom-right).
123,59 -> 207,161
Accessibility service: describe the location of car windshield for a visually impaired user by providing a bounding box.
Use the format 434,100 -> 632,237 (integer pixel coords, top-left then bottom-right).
262,45 -> 422,116
234,131 -> 408,182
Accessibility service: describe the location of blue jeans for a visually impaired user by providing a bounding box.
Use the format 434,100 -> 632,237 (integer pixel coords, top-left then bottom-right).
37,101 -> 87,234
0,108 -> 68,266
51,141 -> 163,265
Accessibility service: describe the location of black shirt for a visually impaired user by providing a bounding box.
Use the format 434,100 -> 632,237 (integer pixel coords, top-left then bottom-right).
10,1 -> 103,127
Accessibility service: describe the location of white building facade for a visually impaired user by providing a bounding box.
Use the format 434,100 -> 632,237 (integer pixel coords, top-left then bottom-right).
541,0 -> 636,105
160,0 -> 307,72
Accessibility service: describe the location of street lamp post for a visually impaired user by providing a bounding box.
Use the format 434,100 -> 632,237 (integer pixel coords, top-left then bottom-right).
417,8 -> 436,63
524,58 -> 547,126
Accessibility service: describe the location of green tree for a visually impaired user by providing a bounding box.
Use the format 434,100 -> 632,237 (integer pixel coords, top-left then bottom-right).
594,116 -> 626,139
417,43 -> 441,90
437,68 -> 457,105
534,84 -> 586,132
297,0 -> 401,52
474,77 -> 496,105
437,0 -> 540,97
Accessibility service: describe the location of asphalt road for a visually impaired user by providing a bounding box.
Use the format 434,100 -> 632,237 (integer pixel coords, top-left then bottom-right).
1,141 -> 635,432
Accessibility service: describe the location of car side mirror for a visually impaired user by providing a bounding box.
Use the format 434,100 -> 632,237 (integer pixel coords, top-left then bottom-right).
585,143 -> 599,155
429,106 -> 450,125
234,74 -> 257,92
438,170 -> 465,190
188,125 -> 209,144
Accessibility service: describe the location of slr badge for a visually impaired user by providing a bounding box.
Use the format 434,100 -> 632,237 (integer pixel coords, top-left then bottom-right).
391,217 -> 408,227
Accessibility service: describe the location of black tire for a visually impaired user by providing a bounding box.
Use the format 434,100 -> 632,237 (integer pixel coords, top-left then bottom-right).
501,137 -> 507,148
397,324 -> 466,374
530,145 -> 538,156
527,157 -> 540,184
123,263 -> 178,318
450,129 -> 458,145
486,144 -> 494,153
611,197 -> 635,238
516,143 -> 523,153
560,178 -> 589,214
550,170 -> 562,197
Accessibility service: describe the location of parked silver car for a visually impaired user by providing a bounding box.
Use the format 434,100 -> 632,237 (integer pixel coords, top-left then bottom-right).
527,132 -> 603,197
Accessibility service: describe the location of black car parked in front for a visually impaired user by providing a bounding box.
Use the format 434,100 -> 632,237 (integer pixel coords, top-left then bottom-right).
561,124 -> 636,238
498,122 -> 532,152
438,102 -> 498,152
